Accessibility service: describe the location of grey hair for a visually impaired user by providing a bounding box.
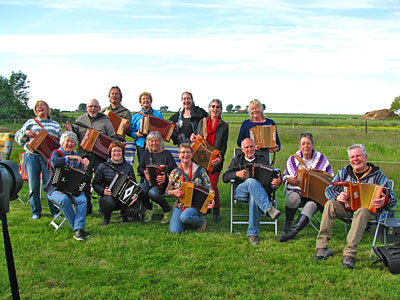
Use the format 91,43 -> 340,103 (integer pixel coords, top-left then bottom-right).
347,144 -> 367,156
146,131 -> 165,152
248,99 -> 266,120
299,133 -> 314,145
60,131 -> 78,146
209,99 -> 223,112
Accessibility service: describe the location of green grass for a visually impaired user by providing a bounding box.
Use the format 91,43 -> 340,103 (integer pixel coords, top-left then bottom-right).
1,115 -> 400,300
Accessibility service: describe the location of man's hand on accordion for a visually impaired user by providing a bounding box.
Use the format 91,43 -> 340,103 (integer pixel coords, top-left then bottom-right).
371,193 -> 387,209
336,191 -> 349,203
104,187 -> 111,196
271,175 -> 282,188
236,169 -> 248,179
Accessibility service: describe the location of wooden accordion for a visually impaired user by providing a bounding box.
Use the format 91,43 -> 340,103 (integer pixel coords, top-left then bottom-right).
104,109 -> 129,136
51,166 -> 91,197
80,129 -> 115,160
179,182 -> 215,214
27,130 -> 60,162
109,173 -> 142,206
191,135 -> 221,172
139,115 -> 175,142
331,181 -> 389,213
249,125 -> 277,149
146,164 -> 168,189
245,163 -> 280,196
297,169 -> 333,206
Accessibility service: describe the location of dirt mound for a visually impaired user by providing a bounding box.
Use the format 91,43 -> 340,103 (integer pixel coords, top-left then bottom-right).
360,109 -> 397,120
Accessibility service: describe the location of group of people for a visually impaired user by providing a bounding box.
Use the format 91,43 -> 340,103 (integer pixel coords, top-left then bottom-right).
15,88 -> 397,269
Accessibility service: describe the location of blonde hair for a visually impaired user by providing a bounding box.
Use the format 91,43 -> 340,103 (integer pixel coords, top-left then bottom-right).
138,92 -> 153,104
34,100 -> 50,118
248,99 -> 266,120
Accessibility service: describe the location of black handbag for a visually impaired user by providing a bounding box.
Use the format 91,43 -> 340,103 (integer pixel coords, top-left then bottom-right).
372,243 -> 400,274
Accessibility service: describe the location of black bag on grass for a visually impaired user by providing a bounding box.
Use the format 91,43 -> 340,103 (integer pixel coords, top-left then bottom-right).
373,243 -> 400,274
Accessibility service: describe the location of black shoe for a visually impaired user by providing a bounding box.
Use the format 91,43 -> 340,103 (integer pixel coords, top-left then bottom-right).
81,230 -> 90,238
121,215 -> 129,223
73,229 -> 85,242
86,209 -> 93,216
313,248 -> 334,260
342,256 -> 355,269
101,218 -> 110,226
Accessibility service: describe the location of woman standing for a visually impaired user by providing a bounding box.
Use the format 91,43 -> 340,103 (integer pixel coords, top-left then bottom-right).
195,99 -> 228,223
279,133 -> 333,242
92,141 -> 136,225
169,91 -> 208,145
15,100 -> 62,219
137,132 -> 177,224
46,131 -> 90,241
166,143 -> 212,233
237,99 -> 281,152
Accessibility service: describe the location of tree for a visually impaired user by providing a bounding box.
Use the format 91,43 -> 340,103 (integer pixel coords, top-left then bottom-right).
0,71 -> 32,119
78,103 -> 86,112
390,96 -> 400,113
226,104 -> 233,113
160,106 -> 169,113
235,105 -> 241,112
262,104 -> 266,111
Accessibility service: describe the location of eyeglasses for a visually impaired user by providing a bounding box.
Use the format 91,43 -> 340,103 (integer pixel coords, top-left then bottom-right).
179,151 -> 192,154
211,105 -> 220,109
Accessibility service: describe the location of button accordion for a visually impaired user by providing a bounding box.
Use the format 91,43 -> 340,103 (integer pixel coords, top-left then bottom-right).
297,169 -> 334,206
249,125 -> 277,149
179,182 -> 215,214
27,130 -> 60,162
109,173 -> 142,206
331,181 -> 389,213
146,164 -> 168,189
191,135 -> 221,173
104,109 -> 129,136
244,163 -> 281,196
80,129 -> 116,160
139,115 -> 175,142
51,166 -> 91,196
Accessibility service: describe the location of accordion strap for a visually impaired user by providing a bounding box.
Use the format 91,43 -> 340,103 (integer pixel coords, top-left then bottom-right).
176,165 -> 203,183
104,162 -> 135,181
34,118 -> 45,129
293,153 -> 310,171
202,117 -> 207,140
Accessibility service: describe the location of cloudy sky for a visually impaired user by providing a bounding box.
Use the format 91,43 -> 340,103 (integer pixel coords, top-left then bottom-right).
0,0 -> 399,114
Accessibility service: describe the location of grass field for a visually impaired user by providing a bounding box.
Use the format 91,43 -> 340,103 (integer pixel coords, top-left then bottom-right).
1,114 -> 399,300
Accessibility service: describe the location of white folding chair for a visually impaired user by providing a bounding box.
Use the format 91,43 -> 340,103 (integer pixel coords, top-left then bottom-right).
49,201 -> 68,231
230,148 -> 279,235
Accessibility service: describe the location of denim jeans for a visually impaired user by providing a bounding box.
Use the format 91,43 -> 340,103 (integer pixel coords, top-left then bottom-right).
169,205 -> 204,233
140,181 -> 172,212
24,153 -> 59,217
235,178 -> 272,237
48,191 -> 87,231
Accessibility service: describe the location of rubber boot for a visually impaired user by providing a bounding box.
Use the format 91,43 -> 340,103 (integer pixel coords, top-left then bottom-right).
282,206 -> 297,234
279,214 -> 309,242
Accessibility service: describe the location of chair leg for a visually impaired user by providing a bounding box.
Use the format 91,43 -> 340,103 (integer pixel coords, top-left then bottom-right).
370,217 -> 383,259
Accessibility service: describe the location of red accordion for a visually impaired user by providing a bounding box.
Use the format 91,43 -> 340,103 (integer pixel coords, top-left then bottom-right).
80,129 -> 116,160
146,164 -> 168,189
104,109 -> 129,136
191,135 -> 221,172
27,130 -> 60,162
139,115 -> 175,142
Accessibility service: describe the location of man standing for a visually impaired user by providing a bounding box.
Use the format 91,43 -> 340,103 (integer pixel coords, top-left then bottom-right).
101,86 -> 131,142
223,138 -> 281,246
314,144 -> 397,269
65,98 -> 117,214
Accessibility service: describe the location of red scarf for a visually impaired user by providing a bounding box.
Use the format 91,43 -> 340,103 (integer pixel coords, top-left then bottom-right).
206,117 -> 219,146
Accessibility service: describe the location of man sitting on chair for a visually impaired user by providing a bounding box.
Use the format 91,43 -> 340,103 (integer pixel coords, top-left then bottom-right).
314,144 -> 397,269
223,138 -> 282,246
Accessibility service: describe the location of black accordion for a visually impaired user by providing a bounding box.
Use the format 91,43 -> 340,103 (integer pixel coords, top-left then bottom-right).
146,164 -> 168,189
109,173 -> 142,206
245,163 -> 281,196
51,166 -> 91,197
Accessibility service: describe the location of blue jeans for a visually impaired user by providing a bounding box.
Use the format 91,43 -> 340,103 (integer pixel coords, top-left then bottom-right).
235,178 -> 272,237
24,153 -> 59,217
169,206 -> 204,233
140,181 -> 172,212
48,191 -> 87,231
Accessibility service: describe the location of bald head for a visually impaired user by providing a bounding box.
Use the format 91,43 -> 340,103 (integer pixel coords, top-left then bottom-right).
87,99 -> 100,117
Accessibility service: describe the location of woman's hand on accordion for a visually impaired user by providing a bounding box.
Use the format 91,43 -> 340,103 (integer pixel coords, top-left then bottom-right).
104,187 -> 111,196
189,133 -> 196,143
156,173 -> 166,185
171,189 -> 184,198
287,174 -> 300,186
211,156 -> 222,167
371,193 -> 387,209
268,146 -> 280,153
25,130 -> 37,139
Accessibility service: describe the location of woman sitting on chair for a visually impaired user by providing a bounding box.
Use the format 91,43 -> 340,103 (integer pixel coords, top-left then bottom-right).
45,131 -> 90,242
92,141 -> 136,226
137,131 -> 177,224
279,133 -> 334,242
166,143 -> 212,233
237,99 -> 280,153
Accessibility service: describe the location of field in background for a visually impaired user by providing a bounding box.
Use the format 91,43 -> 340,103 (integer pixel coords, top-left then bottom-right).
1,113 -> 399,299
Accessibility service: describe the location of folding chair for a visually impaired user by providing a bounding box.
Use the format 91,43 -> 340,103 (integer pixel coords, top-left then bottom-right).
230,148 -> 279,235
0,132 -> 14,161
49,201 -> 68,231
124,142 -> 136,166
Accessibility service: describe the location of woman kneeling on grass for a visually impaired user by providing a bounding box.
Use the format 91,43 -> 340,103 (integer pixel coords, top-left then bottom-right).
166,143 -> 212,233
45,131 -> 90,241
92,141 -> 137,226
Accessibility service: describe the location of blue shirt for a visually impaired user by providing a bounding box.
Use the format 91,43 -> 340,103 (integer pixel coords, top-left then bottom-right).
130,108 -> 164,148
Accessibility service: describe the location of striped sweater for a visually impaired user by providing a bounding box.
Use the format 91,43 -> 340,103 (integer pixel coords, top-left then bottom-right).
15,117 -> 62,153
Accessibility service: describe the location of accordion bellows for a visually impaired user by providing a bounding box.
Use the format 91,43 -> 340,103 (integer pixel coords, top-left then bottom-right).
331,181 -> 389,213
191,135 -> 221,172
139,115 -> 175,142
245,163 -> 280,196
109,173 -> 142,206
80,129 -> 115,160
180,182 -> 215,214
146,164 -> 168,189
27,130 -> 60,162
298,169 -> 333,206
51,166 -> 91,196
249,125 -> 277,149
104,109 -> 129,136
